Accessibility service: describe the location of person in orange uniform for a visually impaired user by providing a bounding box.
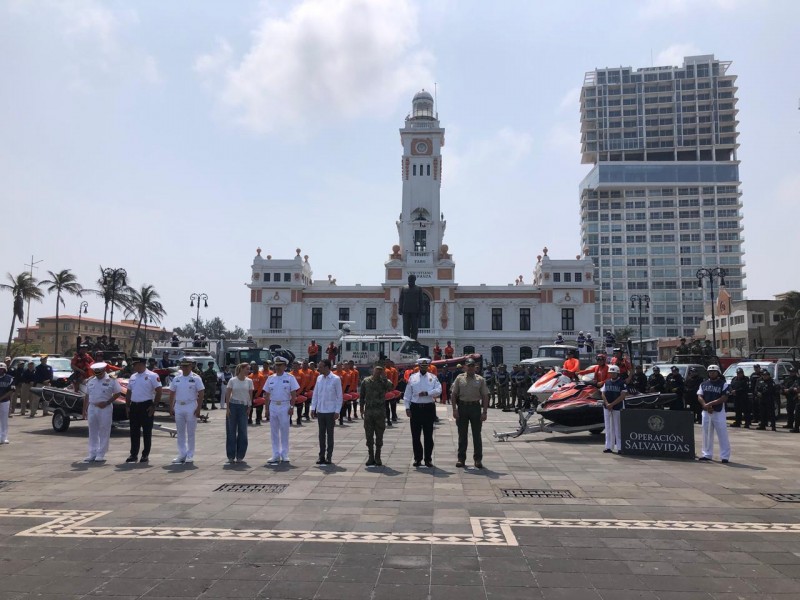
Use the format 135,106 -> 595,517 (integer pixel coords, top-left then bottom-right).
593,353 -> 610,389
346,361 -> 362,418
335,363 -> 349,425
563,349 -> 580,374
384,359 -> 401,426
433,342 -> 443,361
307,340 -> 321,363
303,361 -> 318,422
611,348 -> 632,382
444,342 -> 454,360
248,361 -> 267,425
290,360 -> 308,426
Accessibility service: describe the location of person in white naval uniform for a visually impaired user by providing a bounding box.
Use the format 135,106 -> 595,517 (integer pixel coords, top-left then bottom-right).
264,356 -> 299,464
168,359 -> 205,464
82,362 -> 123,462
403,358 -> 442,468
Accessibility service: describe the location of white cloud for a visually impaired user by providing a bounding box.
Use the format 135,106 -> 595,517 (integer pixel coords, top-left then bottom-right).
447,127 -> 533,182
655,43 -> 703,68
639,0 -> 742,20
196,0 -> 434,135
557,86 -> 582,114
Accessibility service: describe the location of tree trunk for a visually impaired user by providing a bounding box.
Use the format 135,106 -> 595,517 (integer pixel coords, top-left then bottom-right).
54,292 -> 61,354
131,316 -> 143,356
6,314 -> 16,356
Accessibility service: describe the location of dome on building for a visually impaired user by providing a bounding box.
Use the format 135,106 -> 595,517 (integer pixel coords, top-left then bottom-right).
411,89 -> 435,120
413,89 -> 433,102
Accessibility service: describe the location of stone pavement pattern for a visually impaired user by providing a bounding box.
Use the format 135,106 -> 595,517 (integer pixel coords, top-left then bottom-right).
1,405 -> 800,599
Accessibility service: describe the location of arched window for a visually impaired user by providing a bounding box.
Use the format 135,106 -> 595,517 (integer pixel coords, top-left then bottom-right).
420,292 -> 431,329
520,346 -> 533,361
491,346 -> 504,366
463,345 -> 475,355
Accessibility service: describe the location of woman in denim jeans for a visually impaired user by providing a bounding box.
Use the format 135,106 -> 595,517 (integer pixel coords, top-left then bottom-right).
225,363 -> 254,464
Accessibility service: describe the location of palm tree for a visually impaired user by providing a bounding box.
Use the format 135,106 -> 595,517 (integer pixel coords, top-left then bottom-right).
1,272 -> 44,354
91,265 -> 131,339
126,284 -> 166,354
775,291 -> 800,346
40,269 -> 83,353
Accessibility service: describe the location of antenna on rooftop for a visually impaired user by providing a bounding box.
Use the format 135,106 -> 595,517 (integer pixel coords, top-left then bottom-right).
434,82 -> 438,118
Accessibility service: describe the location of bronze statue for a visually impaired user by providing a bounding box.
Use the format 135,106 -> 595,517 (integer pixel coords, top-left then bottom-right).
399,274 -> 424,340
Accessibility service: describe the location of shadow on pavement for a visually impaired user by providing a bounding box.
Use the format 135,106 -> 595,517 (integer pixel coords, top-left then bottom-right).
162,463 -> 199,472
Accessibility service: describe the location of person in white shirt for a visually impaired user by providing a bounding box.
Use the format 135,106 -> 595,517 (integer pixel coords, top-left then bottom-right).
124,356 -> 162,464
168,359 -> 205,465
81,362 -> 123,463
224,363 -> 254,464
403,358 -> 442,468
310,359 -> 343,465
264,356 -> 299,464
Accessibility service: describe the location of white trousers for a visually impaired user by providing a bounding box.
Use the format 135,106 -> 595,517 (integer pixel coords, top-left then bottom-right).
0,401 -> 9,441
701,409 -> 731,460
604,408 -> 621,451
269,403 -> 291,460
87,404 -> 113,459
175,409 -> 197,459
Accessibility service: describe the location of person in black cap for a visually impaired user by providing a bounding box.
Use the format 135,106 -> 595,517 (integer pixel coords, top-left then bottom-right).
124,356 -> 162,463
781,366 -> 799,430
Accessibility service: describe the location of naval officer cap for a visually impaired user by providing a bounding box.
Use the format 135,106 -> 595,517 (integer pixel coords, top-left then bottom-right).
464,358 -> 476,366
179,358 -> 194,367
129,356 -> 146,365
90,362 -> 108,372
274,356 -> 289,365
417,358 -> 431,366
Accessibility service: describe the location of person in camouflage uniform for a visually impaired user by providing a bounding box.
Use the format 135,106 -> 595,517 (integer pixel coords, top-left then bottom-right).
359,363 -> 393,466
496,364 -> 510,410
202,362 -> 219,410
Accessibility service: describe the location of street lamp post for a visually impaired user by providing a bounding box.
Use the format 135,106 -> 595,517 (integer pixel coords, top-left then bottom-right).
189,293 -> 208,328
630,294 -> 650,367
697,267 -> 727,356
77,301 -> 88,345
102,268 -> 127,343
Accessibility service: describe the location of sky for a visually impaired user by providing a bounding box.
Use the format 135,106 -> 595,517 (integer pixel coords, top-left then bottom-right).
1,0 -> 798,344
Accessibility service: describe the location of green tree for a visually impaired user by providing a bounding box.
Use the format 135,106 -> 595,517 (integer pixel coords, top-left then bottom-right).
775,291 -> 800,346
174,317 -> 246,340
40,269 -> 83,353
125,284 -> 166,354
1,272 -> 44,355
614,327 -> 636,343
91,265 -> 131,338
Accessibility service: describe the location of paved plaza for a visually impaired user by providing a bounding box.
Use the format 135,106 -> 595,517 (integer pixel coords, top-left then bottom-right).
2,405 -> 800,599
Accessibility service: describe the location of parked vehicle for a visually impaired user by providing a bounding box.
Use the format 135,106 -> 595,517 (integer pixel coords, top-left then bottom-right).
10,356 -> 73,388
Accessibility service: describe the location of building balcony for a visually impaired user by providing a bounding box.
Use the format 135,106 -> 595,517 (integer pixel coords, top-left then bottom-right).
254,328 -> 286,336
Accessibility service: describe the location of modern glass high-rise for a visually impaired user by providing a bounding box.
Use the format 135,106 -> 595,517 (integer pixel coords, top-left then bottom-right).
579,54 -> 745,341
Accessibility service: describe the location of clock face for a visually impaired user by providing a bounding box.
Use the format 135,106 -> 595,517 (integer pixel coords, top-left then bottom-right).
415,141 -> 428,154
411,138 -> 432,155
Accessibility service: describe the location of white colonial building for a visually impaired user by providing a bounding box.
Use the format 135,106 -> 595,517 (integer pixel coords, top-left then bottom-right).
248,91 -> 597,365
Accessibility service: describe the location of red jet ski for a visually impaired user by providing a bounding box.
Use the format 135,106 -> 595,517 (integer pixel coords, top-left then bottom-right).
537,382 -> 674,428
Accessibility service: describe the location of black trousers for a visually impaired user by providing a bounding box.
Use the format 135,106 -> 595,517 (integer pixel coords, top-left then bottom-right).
385,399 -> 398,423
317,412 -> 335,460
129,400 -> 154,458
410,402 -> 435,462
786,393 -> 797,428
759,396 -> 776,428
250,404 -> 264,423
733,391 -> 751,425
296,400 -> 309,425
456,403 -> 483,462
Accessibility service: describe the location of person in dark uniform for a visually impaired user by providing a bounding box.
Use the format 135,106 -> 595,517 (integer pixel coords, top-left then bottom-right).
585,334 -> 595,354
684,367 -> 704,424
749,364 -> 763,425
496,365 -> 510,410
32,356 -> 53,417
403,358 -> 441,468
399,274 -> 424,340
781,367 -> 799,430
630,364 -> 648,393
729,367 -> 751,428
647,366 -> 665,393
675,338 -> 690,356
755,370 -> 778,431
509,365 -> 521,411
665,366 -> 685,411
511,365 -> 530,412
483,365 -> 496,408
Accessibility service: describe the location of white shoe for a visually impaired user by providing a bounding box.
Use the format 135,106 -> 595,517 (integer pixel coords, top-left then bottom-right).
1,439 -> 9,445
94,457 -> 106,463
281,457 -> 289,463
225,458 -> 235,465
83,456 -> 95,463
267,456 -> 280,464
184,457 -> 193,464
171,456 -> 186,464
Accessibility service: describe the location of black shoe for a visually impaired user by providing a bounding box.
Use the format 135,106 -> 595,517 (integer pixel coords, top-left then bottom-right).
338,420 -> 344,426
316,458 -> 325,465
721,459 -> 729,464
125,455 -> 137,463
455,461 -> 465,468
413,460 -> 421,467
391,417 -> 397,422
325,457 -> 332,465
387,421 -> 393,427
757,426 -> 766,430
698,456 -> 712,461
730,423 -> 741,428
792,429 -> 800,433
304,416 -> 310,422
211,405 -> 217,410
347,416 -> 352,422
255,420 -> 261,426
139,456 -> 149,463
474,461 -> 483,469
772,426 -> 777,432
603,449 -> 612,454
424,461 -> 434,468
